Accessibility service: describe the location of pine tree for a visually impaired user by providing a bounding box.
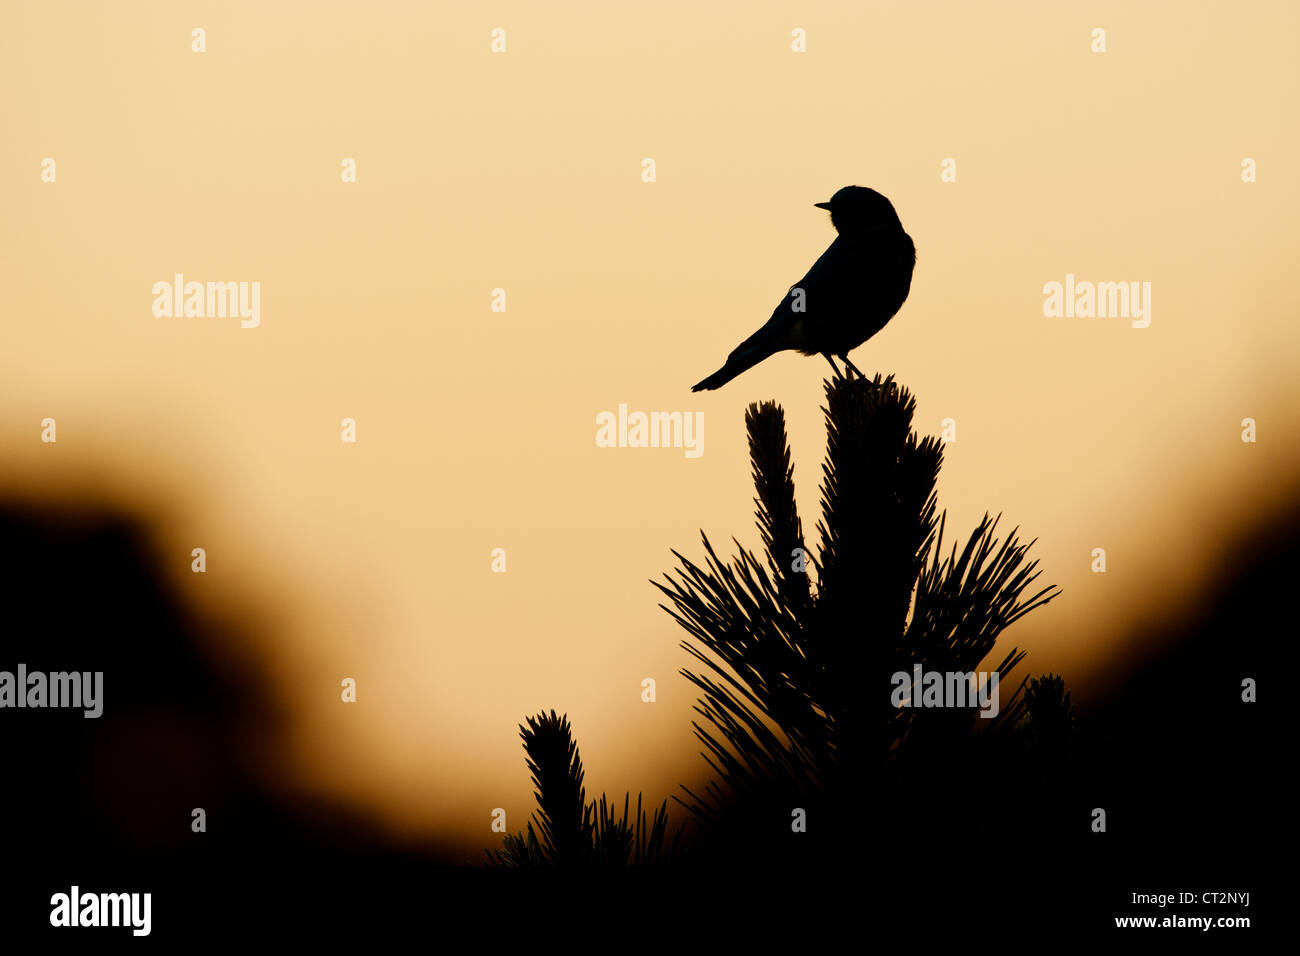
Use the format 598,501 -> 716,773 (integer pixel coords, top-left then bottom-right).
654,375 -> 1065,863
489,374 -> 1071,868
486,710 -> 686,867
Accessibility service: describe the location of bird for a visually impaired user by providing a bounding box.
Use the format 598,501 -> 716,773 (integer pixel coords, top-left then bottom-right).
691,186 -> 915,391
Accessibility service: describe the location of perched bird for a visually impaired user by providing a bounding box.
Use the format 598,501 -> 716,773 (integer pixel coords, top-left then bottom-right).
692,186 -> 915,391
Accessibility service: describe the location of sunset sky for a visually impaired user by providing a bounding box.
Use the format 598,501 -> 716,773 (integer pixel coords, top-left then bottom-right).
2,1 -> 1297,858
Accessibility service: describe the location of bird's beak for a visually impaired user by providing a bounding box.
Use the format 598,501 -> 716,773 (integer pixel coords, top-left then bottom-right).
814,201 -> 832,210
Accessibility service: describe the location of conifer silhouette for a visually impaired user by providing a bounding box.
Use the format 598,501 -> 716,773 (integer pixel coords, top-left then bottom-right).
654,375 -> 1066,862
486,710 -> 686,867
490,375 -> 1072,868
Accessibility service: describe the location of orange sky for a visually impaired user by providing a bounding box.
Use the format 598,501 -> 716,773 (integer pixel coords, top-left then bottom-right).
2,1 -> 1297,858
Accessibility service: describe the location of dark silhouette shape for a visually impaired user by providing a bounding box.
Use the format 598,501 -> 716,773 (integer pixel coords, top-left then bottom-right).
486,710 -> 687,867
656,375 -> 1064,865
692,186 -> 916,391
0,498 -> 459,940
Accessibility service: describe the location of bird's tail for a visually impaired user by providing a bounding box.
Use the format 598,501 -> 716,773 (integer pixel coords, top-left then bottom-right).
691,335 -> 781,392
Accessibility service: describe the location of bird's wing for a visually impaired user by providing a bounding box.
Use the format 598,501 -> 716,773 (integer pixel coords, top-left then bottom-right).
728,237 -> 851,359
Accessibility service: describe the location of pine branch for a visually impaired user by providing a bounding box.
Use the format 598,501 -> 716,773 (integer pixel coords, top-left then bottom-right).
658,374 -> 1067,843
487,710 -> 688,867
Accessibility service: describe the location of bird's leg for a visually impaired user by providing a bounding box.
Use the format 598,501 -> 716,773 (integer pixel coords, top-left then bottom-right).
841,355 -> 865,380
823,354 -> 843,379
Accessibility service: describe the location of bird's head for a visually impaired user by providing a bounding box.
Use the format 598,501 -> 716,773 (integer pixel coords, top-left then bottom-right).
814,186 -> 902,235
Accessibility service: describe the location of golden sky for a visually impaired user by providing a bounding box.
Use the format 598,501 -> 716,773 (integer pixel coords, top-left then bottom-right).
2,1 -> 1297,858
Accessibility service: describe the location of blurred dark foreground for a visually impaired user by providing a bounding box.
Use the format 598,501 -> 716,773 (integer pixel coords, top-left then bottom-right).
0,499 -> 1277,942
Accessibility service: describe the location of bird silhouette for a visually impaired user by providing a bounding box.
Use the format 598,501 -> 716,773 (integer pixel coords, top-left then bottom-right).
692,186 -> 915,391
